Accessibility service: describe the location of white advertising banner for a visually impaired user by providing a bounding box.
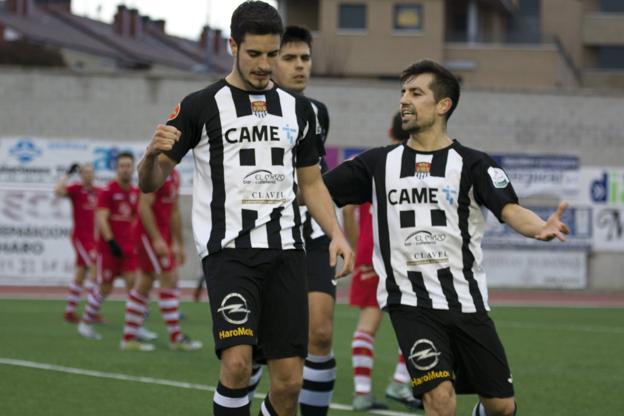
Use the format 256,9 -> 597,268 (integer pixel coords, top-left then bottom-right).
0,188 -> 74,283
0,137 -> 194,194
571,167 -> 624,252
483,249 -> 587,289
491,154 -> 580,199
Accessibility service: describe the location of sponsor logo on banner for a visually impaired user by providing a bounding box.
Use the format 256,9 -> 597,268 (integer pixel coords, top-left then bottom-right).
408,339 -> 441,371
590,171 -> 624,204
487,167 -> 509,188
9,139 -> 41,164
217,293 -> 251,325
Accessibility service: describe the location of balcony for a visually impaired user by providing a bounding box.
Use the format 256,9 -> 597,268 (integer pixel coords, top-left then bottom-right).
583,13 -> 624,46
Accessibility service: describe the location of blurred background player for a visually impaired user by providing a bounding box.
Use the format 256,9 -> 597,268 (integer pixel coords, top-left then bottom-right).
120,168 -> 202,352
343,112 -> 422,411
54,162 -> 100,323
271,25 -> 337,416
78,151 -> 139,340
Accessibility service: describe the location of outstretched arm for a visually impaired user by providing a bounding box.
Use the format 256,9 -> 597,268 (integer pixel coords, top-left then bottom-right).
298,165 -> 354,278
502,202 -> 570,241
138,125 -> 179,193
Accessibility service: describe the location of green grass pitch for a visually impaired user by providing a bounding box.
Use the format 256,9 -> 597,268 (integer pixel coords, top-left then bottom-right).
1,298 -> 623,415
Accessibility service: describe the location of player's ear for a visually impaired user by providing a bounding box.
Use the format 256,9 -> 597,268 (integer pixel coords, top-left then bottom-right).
437,97 -> 452,117
229,38 -> 238,56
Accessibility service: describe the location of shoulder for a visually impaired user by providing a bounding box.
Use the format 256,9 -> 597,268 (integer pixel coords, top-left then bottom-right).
307,97 -> 328,114
451,140 -> 491,166
181,80 -> 226,106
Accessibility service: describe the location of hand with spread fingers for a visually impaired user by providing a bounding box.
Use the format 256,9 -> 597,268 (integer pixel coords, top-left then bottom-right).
535,202 -> 571,241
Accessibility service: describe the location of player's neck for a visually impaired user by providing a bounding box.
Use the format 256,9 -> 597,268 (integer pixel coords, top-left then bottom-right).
407,128 -> 452,152
116,179 -> 131,190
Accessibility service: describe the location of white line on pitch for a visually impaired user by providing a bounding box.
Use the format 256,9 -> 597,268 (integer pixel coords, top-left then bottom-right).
0,358 -> 419,416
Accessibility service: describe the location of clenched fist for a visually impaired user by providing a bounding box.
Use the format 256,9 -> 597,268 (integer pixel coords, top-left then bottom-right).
146,124 -> 181,157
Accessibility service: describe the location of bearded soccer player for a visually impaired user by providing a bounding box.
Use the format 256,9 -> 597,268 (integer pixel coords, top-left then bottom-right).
120,168 -> 202,352
137,2 -> 352,415
324,60 -> 569,416
54,162 -> 99,323
343,112 -> 422,411
78,152 -> 140,340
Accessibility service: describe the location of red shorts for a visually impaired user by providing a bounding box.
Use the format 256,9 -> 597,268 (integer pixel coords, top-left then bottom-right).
349,264 -> 380,308
137,234 -> 176,274
96,247 -> 138,284
72,236 -> 96,268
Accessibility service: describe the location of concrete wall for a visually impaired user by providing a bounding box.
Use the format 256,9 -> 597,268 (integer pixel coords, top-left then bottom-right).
1,68 -> 623,289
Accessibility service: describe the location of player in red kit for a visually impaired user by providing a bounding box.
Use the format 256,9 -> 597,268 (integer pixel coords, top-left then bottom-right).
78,152 -> 140,340
343,113 -> 422,411
120,169 -> 202,351
55,162 -> 99,323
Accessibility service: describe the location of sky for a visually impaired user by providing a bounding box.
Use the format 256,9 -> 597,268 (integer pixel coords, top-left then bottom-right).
71,0 -> 278,40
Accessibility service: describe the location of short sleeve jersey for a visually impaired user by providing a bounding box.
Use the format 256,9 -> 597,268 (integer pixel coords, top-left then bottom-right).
324,140 -> 518,313
66,183 -> 99,243
97,180 -> 140,251
164,79 -> 320,258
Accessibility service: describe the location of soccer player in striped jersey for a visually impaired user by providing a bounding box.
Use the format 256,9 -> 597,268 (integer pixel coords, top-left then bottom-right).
343,112 -> 422,411
119,168 -> 202,352
54,162 -> 99,323
269,25 -> 336,416
137,3 -> 353,415
324,60 -> 569,416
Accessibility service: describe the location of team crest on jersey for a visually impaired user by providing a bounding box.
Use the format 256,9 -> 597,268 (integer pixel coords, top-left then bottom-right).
167,103 -> 181,121
250,95 -> 268,118
415,162 -> 431,179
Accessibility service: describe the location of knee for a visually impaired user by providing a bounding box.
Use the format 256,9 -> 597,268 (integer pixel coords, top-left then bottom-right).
271,373 -> 303,398
423,382 -> 456,415
309,324 -> 333,352
221,353 -> 251,385
486,399 -> 516,416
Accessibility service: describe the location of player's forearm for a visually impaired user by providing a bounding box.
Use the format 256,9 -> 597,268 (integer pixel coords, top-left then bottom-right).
301,180 -> 342,239
138,153 -> 167,193
502,203 -> 546,239
96,210 -> 114,241
342,205 -> 359,250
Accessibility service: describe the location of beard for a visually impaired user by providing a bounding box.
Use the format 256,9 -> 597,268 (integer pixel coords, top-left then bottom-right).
236,52 -> 270,91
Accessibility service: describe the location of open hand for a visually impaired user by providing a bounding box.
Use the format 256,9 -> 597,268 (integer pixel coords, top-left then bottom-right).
535,202 -> 570,241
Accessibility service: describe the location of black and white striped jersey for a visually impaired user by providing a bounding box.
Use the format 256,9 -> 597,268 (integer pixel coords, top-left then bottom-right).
324,140 -> 518,313
300,97 -> 330,244
165,79 -> 320,258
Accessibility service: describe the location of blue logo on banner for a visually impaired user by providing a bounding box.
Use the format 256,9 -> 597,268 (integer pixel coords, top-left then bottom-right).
9,139 -> 42,164
93,147 -> 135,171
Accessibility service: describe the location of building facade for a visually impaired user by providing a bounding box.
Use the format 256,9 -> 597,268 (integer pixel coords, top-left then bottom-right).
279,0 -> 624,89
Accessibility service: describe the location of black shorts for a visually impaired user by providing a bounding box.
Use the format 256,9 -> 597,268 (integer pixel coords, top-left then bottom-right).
202,248 -> 308,362
388,305 -> 514,399
305,236 -> 336,298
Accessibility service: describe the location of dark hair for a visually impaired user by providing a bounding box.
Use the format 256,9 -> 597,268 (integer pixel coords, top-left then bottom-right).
230,1 -> 283,45
116,151 -> 134,162
390,111 -> 409,142
281,25 -> 312,49
400,59 -> 460,120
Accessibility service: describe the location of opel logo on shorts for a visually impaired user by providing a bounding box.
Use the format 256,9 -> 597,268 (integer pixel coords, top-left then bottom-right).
217,293 -> 251,325
408,339 -> 441,371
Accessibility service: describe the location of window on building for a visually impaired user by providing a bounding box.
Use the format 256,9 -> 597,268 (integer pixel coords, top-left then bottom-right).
598,47 -> 624,69
338,4 -> 367,30
393,4 -> 423,32
601,0 -> 624,12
